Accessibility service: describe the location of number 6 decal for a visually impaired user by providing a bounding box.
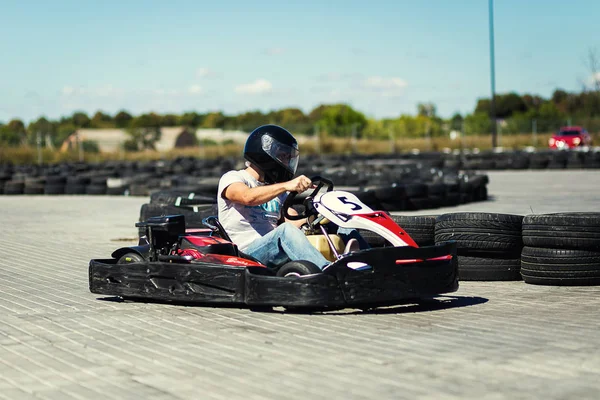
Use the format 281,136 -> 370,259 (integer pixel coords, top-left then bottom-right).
337,196 -> 362,211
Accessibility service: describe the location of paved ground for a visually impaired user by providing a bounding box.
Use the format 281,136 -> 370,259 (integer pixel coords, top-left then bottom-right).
0,170 -> 599,400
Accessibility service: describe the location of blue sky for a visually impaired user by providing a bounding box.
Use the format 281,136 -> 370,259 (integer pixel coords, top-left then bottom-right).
1,0 -> 599,123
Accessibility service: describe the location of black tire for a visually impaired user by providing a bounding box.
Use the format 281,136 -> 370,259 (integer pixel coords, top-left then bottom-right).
522,212 -> 600,250
67,176 -> 91,185
117,252 -> 145,264
106,186 -> 127,195
276,261 -> 322,277
372,183 -> 427,204
406,197 -> 436,210
391,215 -> 436,246
520,246 -> 600,286
435,212 -> 523,254
24,184 -> 45,195
140,203 -> 217,229
3,181 -> 24,195
356,229 -> 387,247
150,189 -> 216,206
45,175 -> 67,185
86,185 -> 107,195
44,184 -> 65,195
457,256 -> 522,281
65,184 -> 87,195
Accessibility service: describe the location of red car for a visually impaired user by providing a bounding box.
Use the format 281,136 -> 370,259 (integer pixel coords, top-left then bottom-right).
549,126 -> 592,149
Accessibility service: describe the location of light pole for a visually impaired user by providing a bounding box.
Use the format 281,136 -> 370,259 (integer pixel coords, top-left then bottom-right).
489,0 -> 498,148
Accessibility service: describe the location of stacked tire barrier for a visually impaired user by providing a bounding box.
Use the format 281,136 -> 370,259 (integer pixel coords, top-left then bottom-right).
360,212 -> 600,287
521,213 -> 600,285
0,155 -> 491,213
434,213 -> 524,281
139,189 -> 218,236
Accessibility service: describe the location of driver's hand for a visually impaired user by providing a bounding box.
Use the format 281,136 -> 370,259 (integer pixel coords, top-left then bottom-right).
284,175 -> 312,193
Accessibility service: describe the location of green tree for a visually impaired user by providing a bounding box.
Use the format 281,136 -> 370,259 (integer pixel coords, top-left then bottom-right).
56,123 -> 77,147
417,103 -> 437,117
114,110 -> 133,128
201,112 -> 226,128
0,119 -> 27,146
90,111 -> 114,128
464,112 -> 492,135
178,112 -> 205,128
72,111 -> 91,128
475,93 -> 527,119
450,113 -> 463,131
127,113 -> 162,150
310,104 -> 367,137
27,117 -> 56,146
161,114 -> 178,126
234,110 -> 265,131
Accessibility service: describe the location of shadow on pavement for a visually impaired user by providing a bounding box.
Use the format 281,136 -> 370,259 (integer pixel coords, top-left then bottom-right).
353,295 -> 488,315
96,295 -> 488,315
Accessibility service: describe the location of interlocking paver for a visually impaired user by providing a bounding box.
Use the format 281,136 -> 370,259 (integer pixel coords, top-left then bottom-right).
1,170 -> 600,399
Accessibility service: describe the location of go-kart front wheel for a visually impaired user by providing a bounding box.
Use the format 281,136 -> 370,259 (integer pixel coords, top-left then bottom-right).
276,260 -> 322,277
117,252 -> 145,264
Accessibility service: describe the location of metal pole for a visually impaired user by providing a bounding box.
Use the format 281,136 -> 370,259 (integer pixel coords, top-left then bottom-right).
36,131 -> 42,165
532,119 -> 537,146
489,0 -> 498,148
78,132 -> 84,162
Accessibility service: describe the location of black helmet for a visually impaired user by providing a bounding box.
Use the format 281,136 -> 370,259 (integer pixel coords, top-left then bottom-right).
244,124 -> 299,184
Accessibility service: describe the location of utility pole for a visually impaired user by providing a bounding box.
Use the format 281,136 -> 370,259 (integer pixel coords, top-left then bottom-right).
78,132 -> 84,162
489,0 -> 498,148
36,131 -> 42,165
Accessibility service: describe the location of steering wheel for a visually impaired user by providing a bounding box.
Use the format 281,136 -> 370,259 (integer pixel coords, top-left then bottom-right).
282,176 -> 334,220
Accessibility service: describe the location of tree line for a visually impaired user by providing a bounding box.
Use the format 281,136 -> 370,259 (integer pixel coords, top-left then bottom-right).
1,88 -> 599,149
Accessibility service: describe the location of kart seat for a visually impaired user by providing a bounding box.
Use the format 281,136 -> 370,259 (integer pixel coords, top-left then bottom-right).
201,216 -> 264,265
136,214 -> 186,244
180,236 -> 239,257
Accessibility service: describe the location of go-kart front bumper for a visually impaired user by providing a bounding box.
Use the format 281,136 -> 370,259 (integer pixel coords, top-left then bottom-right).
89,242 -> 458,310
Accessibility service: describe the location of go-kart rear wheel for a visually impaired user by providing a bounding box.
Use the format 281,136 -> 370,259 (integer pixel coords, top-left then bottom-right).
117,252 -> 145,264
276,260 -> 322,277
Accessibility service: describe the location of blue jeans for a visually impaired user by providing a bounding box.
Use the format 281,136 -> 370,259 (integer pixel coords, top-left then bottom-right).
243,223 -> 369,270
335,226 -> 370,250
244,223 -> 330,270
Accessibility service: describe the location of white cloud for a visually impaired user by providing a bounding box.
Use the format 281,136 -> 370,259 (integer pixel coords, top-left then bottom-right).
265,48 -> 285,56
62,86 -> 75,95
364,76 -> 408,90
62,85 -> 125,97
95,85 -> 123,97
62,86 -> 86,96
188,84 -> 203,94
197,67 -> 218,78
234,79 -> 273,95
315,72 -> 364,82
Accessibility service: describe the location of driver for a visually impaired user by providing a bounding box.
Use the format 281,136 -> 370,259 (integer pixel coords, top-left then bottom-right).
217,124 -> 329,269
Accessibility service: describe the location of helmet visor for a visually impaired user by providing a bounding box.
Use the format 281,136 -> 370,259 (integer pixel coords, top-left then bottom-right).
261,135 -> 299,174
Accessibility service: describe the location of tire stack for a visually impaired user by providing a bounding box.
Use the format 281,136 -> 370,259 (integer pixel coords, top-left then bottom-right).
65,176 -> 89,194
521,213 -> 600,285
435,212 -> 524,281
138,189 -> 218,236
24,176 -> 45,195
44,175 -> 67,195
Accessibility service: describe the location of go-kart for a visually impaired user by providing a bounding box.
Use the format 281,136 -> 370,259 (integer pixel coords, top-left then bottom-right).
89,177 -> 458,310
